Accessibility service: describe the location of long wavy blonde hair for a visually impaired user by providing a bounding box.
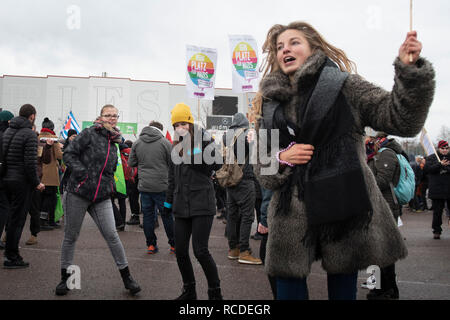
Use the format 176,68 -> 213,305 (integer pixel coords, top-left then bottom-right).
260,21 -> 356,77
252,21 -> 357,125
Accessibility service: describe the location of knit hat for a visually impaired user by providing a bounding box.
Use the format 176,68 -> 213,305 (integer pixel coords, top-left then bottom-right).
171,103 -> 194,125
42,117 -> 55,130
67,129 -> 77,139
0,110 -> 14,122
438,140 -> 449,148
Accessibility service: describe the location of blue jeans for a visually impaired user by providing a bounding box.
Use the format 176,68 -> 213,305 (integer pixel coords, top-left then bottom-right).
141,192 -> 175,247
277,272 -> 358,300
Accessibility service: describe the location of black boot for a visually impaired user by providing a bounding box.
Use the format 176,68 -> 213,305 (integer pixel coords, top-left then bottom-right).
119,266 -> 141,295
55,269 -> 70,296
208,287 -> 223,300
175,283 -> 197,300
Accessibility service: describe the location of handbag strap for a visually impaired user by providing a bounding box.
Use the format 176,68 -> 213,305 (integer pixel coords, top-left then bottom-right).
224,128 -> 247,166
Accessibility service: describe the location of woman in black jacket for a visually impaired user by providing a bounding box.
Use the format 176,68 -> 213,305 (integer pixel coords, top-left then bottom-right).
164,103 -> 222,300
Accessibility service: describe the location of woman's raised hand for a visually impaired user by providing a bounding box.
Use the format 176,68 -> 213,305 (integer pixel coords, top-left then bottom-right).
399,31 -> 422,65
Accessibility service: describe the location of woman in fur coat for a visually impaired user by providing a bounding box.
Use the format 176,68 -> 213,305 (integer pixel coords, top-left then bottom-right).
253,21 -> 435,300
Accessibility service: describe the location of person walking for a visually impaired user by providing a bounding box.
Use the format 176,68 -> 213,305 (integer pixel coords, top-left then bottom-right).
253,21 -> 435,300
128,120 -> 175,254
424,140 -> 450,239
38,117 -> 63,228
366,134 -> 406,299
25,125 -> 53,245
164,103 -> 222,300
55,104 -> 140,295
223,113 -> 262,265
123,140 -> 141,226
2,104 -> 45,268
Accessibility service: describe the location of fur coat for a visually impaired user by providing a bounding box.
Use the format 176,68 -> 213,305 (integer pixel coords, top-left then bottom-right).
255,50 -> 435,278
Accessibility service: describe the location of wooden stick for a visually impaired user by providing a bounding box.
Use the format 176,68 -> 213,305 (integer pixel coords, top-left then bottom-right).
409,0 -> 413,63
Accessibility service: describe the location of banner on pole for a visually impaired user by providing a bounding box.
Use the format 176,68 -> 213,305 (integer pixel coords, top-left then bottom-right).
186,45 -> 217,100
229,35 -> 259,93
420,128 -> 440,161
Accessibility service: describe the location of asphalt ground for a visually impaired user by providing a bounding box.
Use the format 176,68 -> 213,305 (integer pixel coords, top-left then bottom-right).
0,205 -> 449,301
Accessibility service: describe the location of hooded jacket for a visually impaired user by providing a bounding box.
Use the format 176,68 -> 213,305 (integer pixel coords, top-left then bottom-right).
255,50 -> 435,278
63,124 -> 119,203
368,138 -> 406,219
128,126 -> 172,193
222,113 -> 255,181
2,116 -> 40,188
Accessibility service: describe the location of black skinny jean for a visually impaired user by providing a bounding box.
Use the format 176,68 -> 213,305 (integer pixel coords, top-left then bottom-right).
174,215 -> 220,289
4,181 -> 33,260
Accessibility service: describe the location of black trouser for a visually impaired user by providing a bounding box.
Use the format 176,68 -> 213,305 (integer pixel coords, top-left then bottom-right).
4,181 -> 33,260
431,198 -> 450,234
175,215 -> 220,288
380,264 -> 398,293
126,180 -> 140,215
29,189 -> 42,236
40,186 -> 57,223
260,233 -> 277,299
0,185 -> 10,240
226,180 -> 255,252
112,193 -> 127,227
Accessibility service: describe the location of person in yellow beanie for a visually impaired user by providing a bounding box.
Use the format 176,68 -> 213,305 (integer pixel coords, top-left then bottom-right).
171,103 -> 194,126
165,103 -> 223,300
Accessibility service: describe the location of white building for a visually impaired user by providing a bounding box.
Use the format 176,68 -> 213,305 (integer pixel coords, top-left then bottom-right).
0,74 -> 255,141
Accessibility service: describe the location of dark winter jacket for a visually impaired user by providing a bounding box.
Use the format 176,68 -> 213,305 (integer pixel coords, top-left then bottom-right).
166,127 -> 221,218
2,116 -> 40,188
424,152 -> 450,199
0,122 -> 9,188
63,124 -> 120,203
128,126 -> 172,193
222,113 -> 255,182
368,139 -> 405,220
255,50 -> 435,278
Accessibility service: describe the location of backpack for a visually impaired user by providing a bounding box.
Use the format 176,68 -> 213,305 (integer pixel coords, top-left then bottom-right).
216,128 -> 246,188
379,147 -> 415,205
120,148 -> 137,183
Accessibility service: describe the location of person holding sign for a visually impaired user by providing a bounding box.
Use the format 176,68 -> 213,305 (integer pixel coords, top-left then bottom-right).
56,104 -> 141,296
253,21 -> 435,300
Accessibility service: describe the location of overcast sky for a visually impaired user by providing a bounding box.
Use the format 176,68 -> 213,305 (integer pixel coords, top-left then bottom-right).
1,0 -> 449,141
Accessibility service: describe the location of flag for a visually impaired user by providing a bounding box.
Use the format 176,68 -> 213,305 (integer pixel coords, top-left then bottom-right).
114,145 -> 127,195
166,131 -> 173,144
420,128 -> 440,161
60,111 -> 81,139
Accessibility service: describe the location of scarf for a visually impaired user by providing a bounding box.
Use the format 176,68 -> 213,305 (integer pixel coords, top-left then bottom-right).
272,58 -> 373,247
93,119 -> 122,143
40,128 -> 56,135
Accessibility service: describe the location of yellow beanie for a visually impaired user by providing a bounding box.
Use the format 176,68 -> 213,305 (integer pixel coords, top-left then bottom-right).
171,103 -> 194,125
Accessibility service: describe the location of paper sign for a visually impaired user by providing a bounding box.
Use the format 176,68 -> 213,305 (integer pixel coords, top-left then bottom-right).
229,35 -> 259,93
186,45 -> 217,100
